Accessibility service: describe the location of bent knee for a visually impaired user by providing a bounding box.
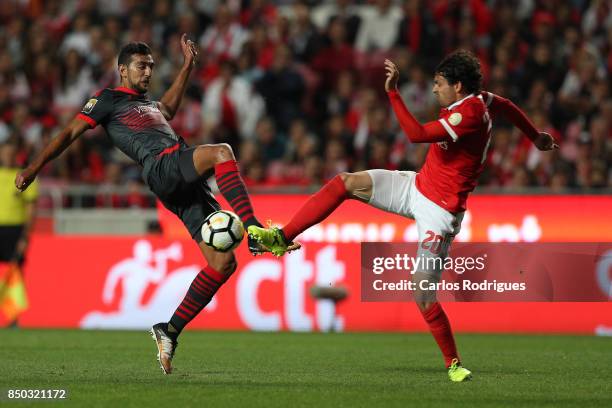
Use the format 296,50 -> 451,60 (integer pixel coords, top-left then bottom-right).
214,143 -> 234,158
216,143 -> 234,162
338,172 -> 356,191
338,172 -> 371,200
196,143 -> 235,165
337,172 -> 350,184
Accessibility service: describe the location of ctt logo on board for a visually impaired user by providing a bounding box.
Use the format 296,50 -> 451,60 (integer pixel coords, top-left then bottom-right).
236,245 -> 345,331
79,240 -> 346,331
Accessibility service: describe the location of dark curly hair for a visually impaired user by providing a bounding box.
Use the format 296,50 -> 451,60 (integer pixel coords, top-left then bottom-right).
435,50 -> 483,94
117,42 -> 152,66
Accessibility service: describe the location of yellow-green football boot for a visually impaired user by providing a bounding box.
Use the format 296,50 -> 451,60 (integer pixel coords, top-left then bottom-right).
247,225 -> 301,257
448,358 -> 472,382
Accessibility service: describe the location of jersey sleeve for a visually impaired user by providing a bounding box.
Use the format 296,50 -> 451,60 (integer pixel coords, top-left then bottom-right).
437,104 -> 484,142
481,91 -> 539,141
76,89 -> 113,128
387,90 -> 449,143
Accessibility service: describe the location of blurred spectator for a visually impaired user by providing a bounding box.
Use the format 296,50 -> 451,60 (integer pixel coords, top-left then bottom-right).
363,106 -> 395,166
399,63 -> 436,121
312,0 -> 361,45
299,155 -> 324,186
91,39 -> 119,89
324,114 -> 354,156
324,138 -> 350,180
248,24 -> 276,70
285,135 -> 319,185
60,13 -> 92,56
256,45 -> 305,132
284,118 -> 310,163
355,0 -> 402,53
311,18 -> 355,90
558,46 -> 606,120
348,87 -> 378,153
396,0 -> 442,63
582,0 -> 612,42
588,115 -> 610,162
508,166 -> 533,190
200,4 -> 249,61
96,161 -> 149,208
151,0 -> 176,49
520,42 -> 563,99
170,85 -> 203,141
325,70 -> 356,119
236,46 -> 264,84
243,160 -> 268,187
202,59 -> 264,146
53,49 -> 95,114
286,2 -> 322,63
240,0 -> 277,28
124,10 -> 152,44
255,117 -> 285,163
0,51 -> 29,101
432,0 -> 493,53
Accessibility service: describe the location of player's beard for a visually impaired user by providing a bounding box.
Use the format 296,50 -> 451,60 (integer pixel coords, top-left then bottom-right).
135,82 -> 149,94
129,77 -> 149,94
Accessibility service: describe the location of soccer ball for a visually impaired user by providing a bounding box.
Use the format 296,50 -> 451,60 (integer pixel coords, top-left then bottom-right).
201,210 -> 245,252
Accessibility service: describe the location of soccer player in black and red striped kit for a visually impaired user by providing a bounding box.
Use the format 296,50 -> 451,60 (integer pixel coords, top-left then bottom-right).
15,35 -> 270,374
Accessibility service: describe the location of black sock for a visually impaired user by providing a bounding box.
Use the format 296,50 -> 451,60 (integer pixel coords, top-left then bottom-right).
168,265 -> 227,335
166,323 -> 179,341
214,160 -> 260,228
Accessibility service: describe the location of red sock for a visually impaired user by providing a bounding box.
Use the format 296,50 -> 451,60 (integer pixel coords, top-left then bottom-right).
420,302 -> 459,367
282,175 -> 347,242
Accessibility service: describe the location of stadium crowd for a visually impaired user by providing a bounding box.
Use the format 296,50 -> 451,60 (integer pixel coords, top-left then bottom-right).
0,0 -> 610,208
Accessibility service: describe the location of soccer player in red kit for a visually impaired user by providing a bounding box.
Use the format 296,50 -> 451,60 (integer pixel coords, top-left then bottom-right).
249,50 -> 558,381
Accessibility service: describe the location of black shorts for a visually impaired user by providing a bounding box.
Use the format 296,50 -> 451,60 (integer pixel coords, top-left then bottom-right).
0,225 -> 23,261
144,146 -> 220,242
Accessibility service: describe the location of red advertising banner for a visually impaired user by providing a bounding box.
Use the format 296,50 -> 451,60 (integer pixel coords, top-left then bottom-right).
13,235 -> 612,334
160,195 -> 612,243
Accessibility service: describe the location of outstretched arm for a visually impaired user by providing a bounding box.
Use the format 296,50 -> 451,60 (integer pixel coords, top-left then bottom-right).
158,33 -> 198,120
483,91 -> 559,151
387,90 -> 450,143
384,59 -> 449,143
15,117 -> 90,191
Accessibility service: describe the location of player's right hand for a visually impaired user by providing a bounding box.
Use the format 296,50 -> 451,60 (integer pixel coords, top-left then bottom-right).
534,132 -> 559,151
180,33 -> 198,68
384,59 -> 399,92
15,167 -> 36,192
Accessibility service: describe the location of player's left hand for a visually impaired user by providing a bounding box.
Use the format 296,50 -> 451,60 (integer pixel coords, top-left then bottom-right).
534,132 -> 559,151
384,59 -> 399,92
15,166 -> 37,192
180,33 -> 198,68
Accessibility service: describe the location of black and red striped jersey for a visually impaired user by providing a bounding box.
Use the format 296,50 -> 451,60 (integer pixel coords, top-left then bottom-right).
77,87 -> 186,169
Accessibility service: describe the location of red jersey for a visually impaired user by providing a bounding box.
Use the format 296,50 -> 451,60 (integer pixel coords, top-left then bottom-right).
388,90 -> 542,214
416,94 -> 491,213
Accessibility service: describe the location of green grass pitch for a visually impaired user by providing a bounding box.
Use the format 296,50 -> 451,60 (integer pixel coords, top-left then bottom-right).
2,330 -> 611,407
